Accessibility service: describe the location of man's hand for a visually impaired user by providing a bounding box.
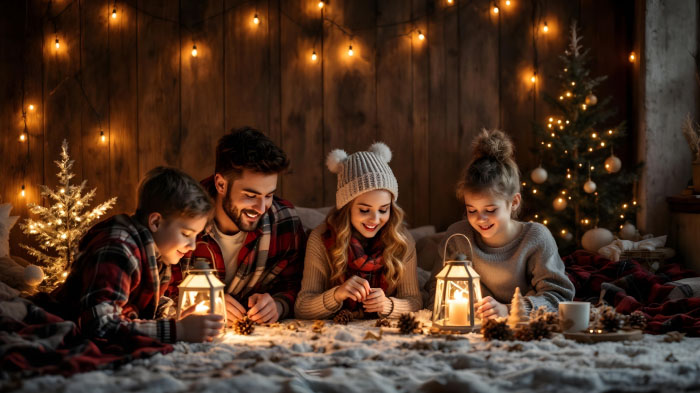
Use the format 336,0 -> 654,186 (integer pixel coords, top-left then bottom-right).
247,293 -> 282,324
225,294 -> 247,323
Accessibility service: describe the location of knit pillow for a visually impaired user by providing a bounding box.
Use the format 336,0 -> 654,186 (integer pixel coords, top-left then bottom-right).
0,204 -> 19,258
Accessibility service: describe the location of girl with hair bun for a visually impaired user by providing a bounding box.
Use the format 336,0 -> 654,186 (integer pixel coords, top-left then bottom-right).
294,143 -> 422,320
427,129 -> 574,319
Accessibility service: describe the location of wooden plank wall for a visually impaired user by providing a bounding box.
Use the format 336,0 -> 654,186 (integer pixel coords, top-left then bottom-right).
0,0 -> 635,260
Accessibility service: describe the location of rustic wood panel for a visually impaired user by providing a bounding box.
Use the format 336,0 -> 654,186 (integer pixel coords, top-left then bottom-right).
109,0 -> 139,214
411,0 -> 430,227
279,0 -> 324,207
376,0 -> 414,223
81,0 -> 111,205
322,0 -> 377,206
224,0 -> 272,133
137,0 -> 181,175
180,0 -> 225,182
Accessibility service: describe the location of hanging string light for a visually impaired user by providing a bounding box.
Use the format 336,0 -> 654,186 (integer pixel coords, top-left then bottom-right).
318,1 -> 325,8
542,22 -> 549,33
253,13 -> 260,25
418,30 -> 425,40
348,44 -> 353,56
55,36 -> 60,49
311,50 -> 317,61
191,44 -> 198,57
100,129 -> 106,143
20,185 -> 26,198
628,52 -> 635,62
492,4 -> 500,14
28,104 -> 35,111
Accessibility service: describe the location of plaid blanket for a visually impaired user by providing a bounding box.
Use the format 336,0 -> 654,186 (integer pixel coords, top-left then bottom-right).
564,250 -> 700,336
0,293 -> 171,377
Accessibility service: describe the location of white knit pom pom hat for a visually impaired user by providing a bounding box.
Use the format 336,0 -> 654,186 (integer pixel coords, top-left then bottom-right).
326,142 -> 399,209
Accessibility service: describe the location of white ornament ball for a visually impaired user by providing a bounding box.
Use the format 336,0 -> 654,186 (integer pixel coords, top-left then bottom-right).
604,154 -> 622,173
23,264 -> 44,286
552,197 -> 567,211
619,222 -> 637,240
531,166 -> 548,184
581,227 -> 615,253
583,179 -> 597,194
563,232 -> 574,242
585,93 -> 598,106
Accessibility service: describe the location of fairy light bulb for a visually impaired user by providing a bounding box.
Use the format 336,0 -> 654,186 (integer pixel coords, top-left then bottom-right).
28,104 -> 35,111
311,50 -> 317,61
19,132 -> 26,142
418,30 -> 425,40
447,0 -> 454,4
348,45 -> 353,56
492,5 -> 499,14
318,1 -> 324,8
253,13 -> 260,24
100,130 -> 106,143
55,37 -> 60,49
20,185 -> 26,198
530,74 -> 536,83
505,0 -> 511,5
191,44 -> 198,57
629,52 -> 635,62
542,22 -> 549,33
112,8 -> 117,19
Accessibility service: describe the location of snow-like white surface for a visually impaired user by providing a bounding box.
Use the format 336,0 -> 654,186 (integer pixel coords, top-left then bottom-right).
6,317 -> 700,393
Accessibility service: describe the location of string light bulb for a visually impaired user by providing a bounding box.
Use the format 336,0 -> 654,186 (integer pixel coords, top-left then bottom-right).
530,73 -> 537,83
311,50 -> 317,61
100,130 -> 106,143
19,131 -> 26,142
348,45 -> 353,56
28,104 -> 35,111
542,22 -> 549,33
629,52 -> 635,62
447,0 -> 454,4
191,44 -> 198,57
318,1 -> 324,8
253,13 -> 260,25
20,185 -> 25,198
112,7 -> 117,19
505,0 -> 511,5
418,30 -> 425,40
492,5 -> 499,14
55,37 -> 60,49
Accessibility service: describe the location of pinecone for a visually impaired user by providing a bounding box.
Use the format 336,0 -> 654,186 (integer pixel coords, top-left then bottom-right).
375,318 -> 391,328
312,320 -> 325,333
333,309 -> 354,325
481,318 -> 513,341
397,313 -> 420,334
627,311 -> 647,330
599,309 -> 624,332
233,316 -> 255,335
514,325 -> 534,341
531,306 -> 559,326
528,319 -> 552,340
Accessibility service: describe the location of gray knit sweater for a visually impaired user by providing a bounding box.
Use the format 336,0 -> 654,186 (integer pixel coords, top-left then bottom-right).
426,220 -> 574,313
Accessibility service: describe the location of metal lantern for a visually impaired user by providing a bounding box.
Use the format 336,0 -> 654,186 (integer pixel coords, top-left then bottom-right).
432,233 -> 482,333
176,266 -> 227,327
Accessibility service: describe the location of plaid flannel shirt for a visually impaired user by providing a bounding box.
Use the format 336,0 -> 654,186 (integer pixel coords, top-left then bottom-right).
51,214 -> 176,343
169,196 -> 306,318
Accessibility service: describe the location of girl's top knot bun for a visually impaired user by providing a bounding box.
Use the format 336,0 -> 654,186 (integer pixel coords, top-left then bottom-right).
472,129 -> 515,163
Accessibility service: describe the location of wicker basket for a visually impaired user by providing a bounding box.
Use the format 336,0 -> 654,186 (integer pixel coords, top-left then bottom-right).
620,248 -> 675,272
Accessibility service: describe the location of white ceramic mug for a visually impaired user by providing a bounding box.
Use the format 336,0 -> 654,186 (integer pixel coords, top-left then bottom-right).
558,301 -> 590,333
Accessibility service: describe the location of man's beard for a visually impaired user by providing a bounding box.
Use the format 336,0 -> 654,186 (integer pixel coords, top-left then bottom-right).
223,185 -> 261,232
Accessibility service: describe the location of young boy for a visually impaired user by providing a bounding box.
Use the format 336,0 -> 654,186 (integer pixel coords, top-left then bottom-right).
49,167 -> 223,343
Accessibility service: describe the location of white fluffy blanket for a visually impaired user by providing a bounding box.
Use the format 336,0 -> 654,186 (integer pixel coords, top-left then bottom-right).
4,318 -> 700,393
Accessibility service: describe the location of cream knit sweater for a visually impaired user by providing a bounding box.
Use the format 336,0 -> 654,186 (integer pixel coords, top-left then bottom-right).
294,223 -> 422,319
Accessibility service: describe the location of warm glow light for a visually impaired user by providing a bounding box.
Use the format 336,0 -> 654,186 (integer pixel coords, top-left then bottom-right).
112,8 -> 117,19
492,5 -> 499,14
590,166 -> 595,170
100,131 -> 106,143
253,14 -> 260,24
546,143 -> 552,148
311,50 -> 317,61
548,124 -> 552,129
551,133 -> 555,137
543,219 -> 548,225
532,189 -> 538,194
28,104 -> 35,111
19,132 -> 26,142
561,190 -> 567,195
566,91 -> 572,97
505,0 -> 511,5
620,214 -> 624,219
566,174 -> 571,179
582,104 -> 587,110
588,147 -> 593,152
542,22 -> 549,33
571,81 -> 576,86
633,200 -> 637,205
559,96 -> 564,100
548,117 -> 553,122
62,271 -> 68,278
629,52 -> 635,62
530,74 -> 536,83
348,45 -> 354,56
601,142 -> 605,147
55,38 -> 60,49
521,182 -> 526,186
318,1 -> 324,8
195,301 -> 209,314
447,0 -> 454,4
418,30 -> 425,40
608,129 -> 613,135
20,185 -> 25,197
623,203 -> 628,209
191,44 -> 198,57
60,188 -> 65,193
591,133 -> 597,138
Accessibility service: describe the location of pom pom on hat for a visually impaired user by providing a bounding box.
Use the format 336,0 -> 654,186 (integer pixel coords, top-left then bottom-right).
369,142 -> 392,163
326,149 -> 348,174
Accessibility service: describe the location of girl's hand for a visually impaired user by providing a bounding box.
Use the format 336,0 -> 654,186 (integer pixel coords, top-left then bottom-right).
476,296 -> 508,320
363,288 -> 388,313
334,276 -> 371,303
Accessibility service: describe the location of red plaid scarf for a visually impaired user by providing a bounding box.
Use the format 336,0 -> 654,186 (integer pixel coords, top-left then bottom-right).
322,227 -> 388,312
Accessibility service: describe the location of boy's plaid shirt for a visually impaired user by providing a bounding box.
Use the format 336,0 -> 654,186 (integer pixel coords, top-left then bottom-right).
51,214 -> 177,343
168,197 -> 306,318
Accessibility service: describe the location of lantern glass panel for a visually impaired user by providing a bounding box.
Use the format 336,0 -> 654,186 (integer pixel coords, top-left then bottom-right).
176,269 -> 227,327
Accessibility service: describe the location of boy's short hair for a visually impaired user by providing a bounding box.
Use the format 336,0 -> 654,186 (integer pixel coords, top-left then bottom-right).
215,126 -> 290,180
136,167 -> 213,221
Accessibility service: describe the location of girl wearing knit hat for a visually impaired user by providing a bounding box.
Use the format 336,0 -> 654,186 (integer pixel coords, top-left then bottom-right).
294,143 -> 422,319
426,129 -> 574,319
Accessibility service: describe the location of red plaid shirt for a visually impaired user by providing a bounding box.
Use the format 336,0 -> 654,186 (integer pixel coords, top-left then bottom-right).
49,214 -> 176,343
168,196 -> 306,318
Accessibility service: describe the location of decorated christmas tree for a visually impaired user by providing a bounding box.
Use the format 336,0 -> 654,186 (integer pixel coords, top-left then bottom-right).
20,140 -> 116,290
522,22 -> 639,251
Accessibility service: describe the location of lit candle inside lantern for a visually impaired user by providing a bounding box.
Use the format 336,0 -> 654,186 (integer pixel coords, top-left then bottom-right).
195,300 -> 210,314
447,290 -> 469,325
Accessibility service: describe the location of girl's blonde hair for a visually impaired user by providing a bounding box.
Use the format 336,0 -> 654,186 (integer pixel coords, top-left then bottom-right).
325,200 -> 409,292
456,129 -> 521,215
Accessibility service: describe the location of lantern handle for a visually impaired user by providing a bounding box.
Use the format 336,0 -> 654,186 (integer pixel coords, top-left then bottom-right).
442,232 -> 475,267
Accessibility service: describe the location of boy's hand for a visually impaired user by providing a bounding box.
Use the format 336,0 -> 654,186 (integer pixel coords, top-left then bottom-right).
225,294 -> 247,323
334,276 -> 371,303
363,288 -> 388,313
176,313 -> 224,342
247,293 -> 282,324
476,296 -> 508,320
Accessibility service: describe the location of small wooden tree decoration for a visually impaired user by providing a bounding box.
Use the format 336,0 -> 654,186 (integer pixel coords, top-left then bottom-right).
20,140 -> 116,291
508,287 -> 528,329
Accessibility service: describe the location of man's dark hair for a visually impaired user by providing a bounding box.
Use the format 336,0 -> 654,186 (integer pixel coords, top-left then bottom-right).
215,127 -> 290,179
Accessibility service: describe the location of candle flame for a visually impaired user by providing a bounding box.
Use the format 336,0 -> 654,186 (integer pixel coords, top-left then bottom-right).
195,300 -> 210,314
